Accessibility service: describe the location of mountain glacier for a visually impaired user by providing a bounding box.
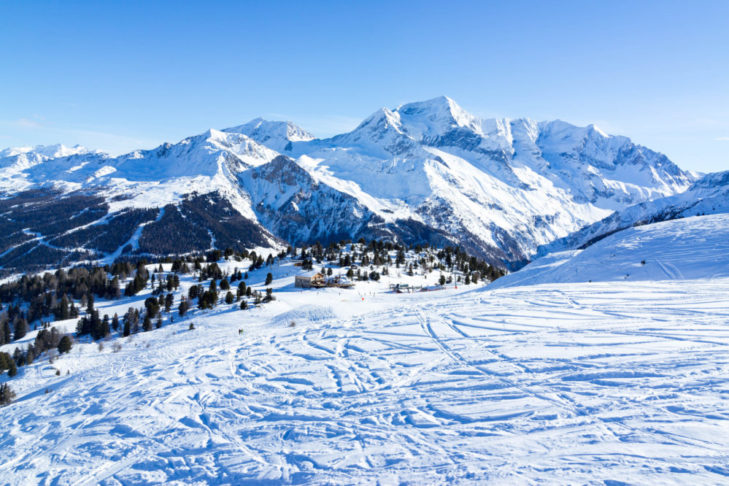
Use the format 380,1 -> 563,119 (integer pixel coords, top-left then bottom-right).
0,96 -> 698,273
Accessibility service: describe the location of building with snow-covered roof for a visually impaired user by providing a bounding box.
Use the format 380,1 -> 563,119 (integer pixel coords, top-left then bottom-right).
295,271 -> 326,288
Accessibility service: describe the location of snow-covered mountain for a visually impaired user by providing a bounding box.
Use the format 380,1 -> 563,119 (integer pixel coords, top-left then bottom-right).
223,118 -> 315,153
0,130 -> 282,272
257,96 -> 694,263
0,96 -> 698,273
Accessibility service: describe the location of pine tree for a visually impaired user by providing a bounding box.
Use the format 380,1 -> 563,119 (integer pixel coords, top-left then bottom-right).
178,298 -> 189,317
123,307 -> 136,336
144,298 -> 160,318
265,273 -> 273,285
86,294 -> 95,314
143,314 -> 153,332
58,335 -> 73,354
0,352 -> 12,372
0,383 -> 16,405
101,314 -> 110,339
58,294 -> 70,320
0,320 -> 8,345
110,276 -> 121,299
111,313 -> 120,332
13,318 -> 28,341
8,359 -> 17,377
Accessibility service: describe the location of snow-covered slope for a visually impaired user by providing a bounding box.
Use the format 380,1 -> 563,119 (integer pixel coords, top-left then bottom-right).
543,170 -> 729,254
2,256 -> 729,483
491,213 -> 729,288
0,96 -> 698,271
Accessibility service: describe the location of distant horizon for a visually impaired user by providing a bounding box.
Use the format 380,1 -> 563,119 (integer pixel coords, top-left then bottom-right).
1,1 -> 727,172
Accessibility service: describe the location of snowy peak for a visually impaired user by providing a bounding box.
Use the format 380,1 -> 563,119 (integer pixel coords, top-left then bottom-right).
396,96 -> 482,139
322,107 -> 417,156
0,143 -> 90,159
537,120 -> 627,162
338,96 -> 483,150
223,118 -> 314,152
108,128 -> 279,182
0,144 -> 94,170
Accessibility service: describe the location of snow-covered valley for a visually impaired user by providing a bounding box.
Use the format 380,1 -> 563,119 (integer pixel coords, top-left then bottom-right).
2,215 -> 729,484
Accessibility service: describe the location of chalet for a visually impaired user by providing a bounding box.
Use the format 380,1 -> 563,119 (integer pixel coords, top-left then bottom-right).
295,271 -> 326,289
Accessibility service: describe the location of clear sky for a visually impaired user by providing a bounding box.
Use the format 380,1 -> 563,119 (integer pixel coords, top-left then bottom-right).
1,1 -> 727,172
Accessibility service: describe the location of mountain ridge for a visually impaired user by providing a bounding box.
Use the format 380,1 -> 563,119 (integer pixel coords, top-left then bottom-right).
0,96 -> 700,273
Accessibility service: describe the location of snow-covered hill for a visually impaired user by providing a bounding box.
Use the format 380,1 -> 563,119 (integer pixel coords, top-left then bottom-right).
0,97 -> 697,272
542,170 -> 729,254
491,213 -> 729,289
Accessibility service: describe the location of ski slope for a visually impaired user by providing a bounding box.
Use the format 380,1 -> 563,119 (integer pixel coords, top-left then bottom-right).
492,213 -> 729,289
2,275 -> 729,483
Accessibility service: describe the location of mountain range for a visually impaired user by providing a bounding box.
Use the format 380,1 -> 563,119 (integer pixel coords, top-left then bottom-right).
0,96 -> 706,274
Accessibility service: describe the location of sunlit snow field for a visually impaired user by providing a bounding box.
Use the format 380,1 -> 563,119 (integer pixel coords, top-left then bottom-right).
1,280 -> 727,484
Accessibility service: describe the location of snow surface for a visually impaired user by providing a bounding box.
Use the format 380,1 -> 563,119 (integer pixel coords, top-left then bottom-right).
544,170 -> 729,255
494,214 -> 729,289
2,215 -> 729,483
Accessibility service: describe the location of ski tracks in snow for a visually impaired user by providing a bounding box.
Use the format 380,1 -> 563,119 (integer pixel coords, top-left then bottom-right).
2,280 -> 729,483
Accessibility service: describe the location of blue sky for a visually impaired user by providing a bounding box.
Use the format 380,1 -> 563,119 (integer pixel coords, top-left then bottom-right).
1,1 -> 727,172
